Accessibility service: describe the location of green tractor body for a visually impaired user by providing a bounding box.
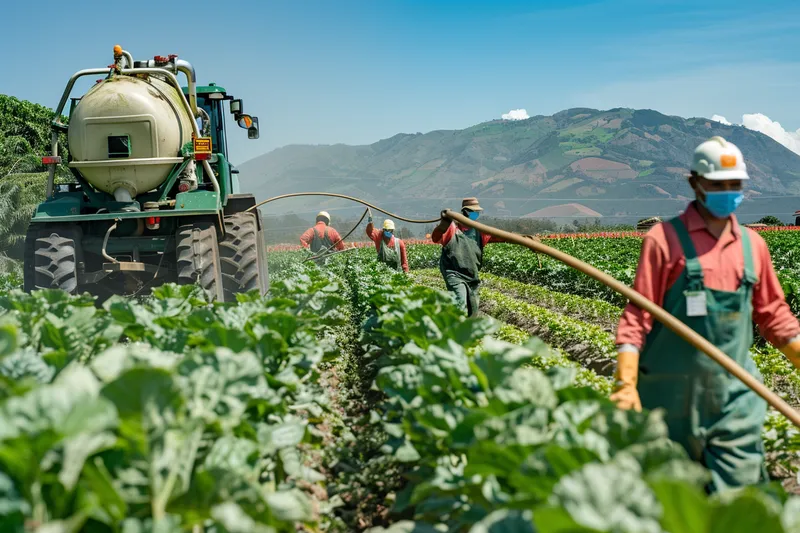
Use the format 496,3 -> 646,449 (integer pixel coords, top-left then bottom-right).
24,48 -> 268,301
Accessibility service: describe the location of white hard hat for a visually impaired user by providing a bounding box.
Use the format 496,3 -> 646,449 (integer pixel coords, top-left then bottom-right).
691,136 -> 749,180
383,219 -> 395,230
317,211 -> 330,221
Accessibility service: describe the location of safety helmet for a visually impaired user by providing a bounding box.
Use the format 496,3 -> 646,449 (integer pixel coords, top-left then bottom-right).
691,136 -> 749,180
317,211 -> 331,222
383,219 -> 395,231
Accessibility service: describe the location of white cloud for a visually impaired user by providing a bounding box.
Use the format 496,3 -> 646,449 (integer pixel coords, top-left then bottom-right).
502,109 -> 529,121
711,113 -> 800,155
711,114 -> 731,125
742,113 -> 800,155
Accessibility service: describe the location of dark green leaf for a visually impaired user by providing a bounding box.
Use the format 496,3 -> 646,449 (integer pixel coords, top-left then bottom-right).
649,479 -> 710,533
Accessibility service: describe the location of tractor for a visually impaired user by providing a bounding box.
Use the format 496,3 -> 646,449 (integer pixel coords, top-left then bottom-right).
23,45 -> 268,302
636,216 -> 661,232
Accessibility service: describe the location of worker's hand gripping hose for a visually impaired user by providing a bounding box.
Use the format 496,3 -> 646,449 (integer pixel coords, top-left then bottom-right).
442,208 -> 800,428
250,191 -> 800,428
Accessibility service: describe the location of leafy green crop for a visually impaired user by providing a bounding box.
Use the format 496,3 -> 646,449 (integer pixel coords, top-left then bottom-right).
400,231 -> 800,315
0,275 -> 346,531
306,251 -> 800,532
412,269 -> 617,375
5,236 -> 800,532
336,253 -> 800,532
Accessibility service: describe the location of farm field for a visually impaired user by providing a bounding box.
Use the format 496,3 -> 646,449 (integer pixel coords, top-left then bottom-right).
3,229 -> 800,531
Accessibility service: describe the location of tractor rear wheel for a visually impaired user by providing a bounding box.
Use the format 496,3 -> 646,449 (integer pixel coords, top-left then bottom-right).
176,222 -> 224,302
23,224 -> 83,294
219,212 -> 267,301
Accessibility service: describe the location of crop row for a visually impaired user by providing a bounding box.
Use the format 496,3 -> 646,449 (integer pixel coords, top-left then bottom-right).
327,254 -> 800,532
411,269 -> 617,374
408,270 -> 612,393
401,229 -> 800,310
0,278 -> 348,531
264,224 -> 800,256
5,243 -> 800,531
480,272 -> 621,331
406,263 -> 800,487
478,309 -> 612,394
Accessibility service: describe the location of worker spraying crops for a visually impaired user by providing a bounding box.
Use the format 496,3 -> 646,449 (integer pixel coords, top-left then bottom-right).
365,212 -> 409,272
612,136 -> 800,493
431,198 -> 505,316
299,211 -> 345,264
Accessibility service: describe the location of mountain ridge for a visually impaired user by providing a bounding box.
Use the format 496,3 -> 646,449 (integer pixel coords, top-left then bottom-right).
239,107 -> 800,223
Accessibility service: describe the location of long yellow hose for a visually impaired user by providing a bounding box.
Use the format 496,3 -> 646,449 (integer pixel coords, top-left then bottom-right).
246,192 -> 441,224
253,192 -> 800,428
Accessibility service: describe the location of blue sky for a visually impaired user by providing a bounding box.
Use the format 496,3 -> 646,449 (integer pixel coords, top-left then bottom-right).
2,0 -> 799,164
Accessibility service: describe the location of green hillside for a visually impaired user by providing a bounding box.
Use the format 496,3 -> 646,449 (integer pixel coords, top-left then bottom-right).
239,108 -> 800,223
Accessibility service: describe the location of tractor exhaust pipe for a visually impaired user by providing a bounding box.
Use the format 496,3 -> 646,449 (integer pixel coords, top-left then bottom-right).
140,56 -> 198,116
174,59 -> 198,116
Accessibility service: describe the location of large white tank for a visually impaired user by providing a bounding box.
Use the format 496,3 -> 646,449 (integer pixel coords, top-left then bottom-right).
68,74 -> 194,198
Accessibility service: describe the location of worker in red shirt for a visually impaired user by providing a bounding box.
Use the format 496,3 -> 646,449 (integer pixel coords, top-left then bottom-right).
299,211 -> 345,254
365,213 -> 409,273
612,136 -> 800,493
432,197 -> 504,316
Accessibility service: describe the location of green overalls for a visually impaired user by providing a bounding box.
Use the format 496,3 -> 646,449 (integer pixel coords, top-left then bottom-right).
638,217 -> 767,493
310,227 -> 333,254
377,236 -> 402,271
439,226 -> 484,317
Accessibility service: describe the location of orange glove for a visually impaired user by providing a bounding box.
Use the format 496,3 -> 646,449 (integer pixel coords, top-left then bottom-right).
780,337 -> 800,369
609,351 -> 642,412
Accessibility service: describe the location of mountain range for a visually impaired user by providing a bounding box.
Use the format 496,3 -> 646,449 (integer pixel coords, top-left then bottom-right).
239,107 -> 800,224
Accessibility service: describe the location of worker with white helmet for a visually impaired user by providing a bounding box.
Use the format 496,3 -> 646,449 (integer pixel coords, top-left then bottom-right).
612,136 -> 800,492
366,213 -> 409,272
300,211 -> 345,258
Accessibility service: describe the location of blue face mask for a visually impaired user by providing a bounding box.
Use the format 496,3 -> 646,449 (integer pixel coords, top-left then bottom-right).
466,211 -> 480,221
383,230 -> 393,239
698,185 -> 744,218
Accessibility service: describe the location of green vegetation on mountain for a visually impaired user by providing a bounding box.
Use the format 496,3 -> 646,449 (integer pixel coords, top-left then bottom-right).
241,108 -> 800,222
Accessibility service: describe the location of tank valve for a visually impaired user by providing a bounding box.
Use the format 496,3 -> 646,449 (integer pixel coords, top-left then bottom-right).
177,160 -> 198,193
113,187 -> 140,212
178,180 -> 197,193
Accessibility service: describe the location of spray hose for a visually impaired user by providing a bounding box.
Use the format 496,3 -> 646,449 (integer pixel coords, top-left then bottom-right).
246,192 -> 441,224
251,192 -> 800,428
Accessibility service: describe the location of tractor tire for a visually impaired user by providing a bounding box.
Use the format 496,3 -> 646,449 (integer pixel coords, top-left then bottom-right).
24,225 -> 83,294
176,222 -> 224,302
219,212 -> 267,301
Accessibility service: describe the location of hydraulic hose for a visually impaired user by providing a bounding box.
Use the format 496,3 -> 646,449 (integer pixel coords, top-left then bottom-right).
443,209 -> 800,428
309,246 -> 361,262
254,191 -> 800,428
305,208 -> 370,262
246,192 -> 441,224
